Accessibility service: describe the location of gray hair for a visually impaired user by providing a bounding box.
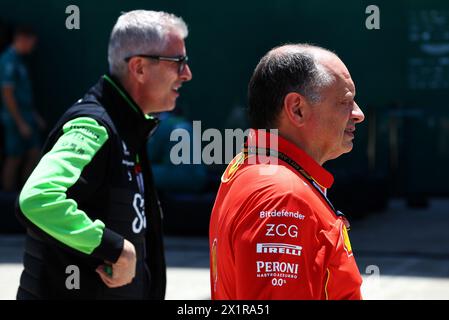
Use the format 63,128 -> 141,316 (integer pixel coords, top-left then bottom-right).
303,58 -> 334,103
108,10 -> 188,79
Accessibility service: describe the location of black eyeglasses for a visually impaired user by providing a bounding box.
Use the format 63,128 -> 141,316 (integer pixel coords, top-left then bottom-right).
124,54 -> 189,74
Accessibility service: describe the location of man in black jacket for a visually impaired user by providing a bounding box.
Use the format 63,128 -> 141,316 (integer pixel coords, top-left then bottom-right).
15,10 -> 192,299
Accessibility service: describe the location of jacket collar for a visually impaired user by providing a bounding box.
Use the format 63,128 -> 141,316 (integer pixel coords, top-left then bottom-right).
246,129 -> 334,189
89,75 -> 159,149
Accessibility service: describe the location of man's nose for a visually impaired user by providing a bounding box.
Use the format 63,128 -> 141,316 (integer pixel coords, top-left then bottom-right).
180,64 -> 192,81
352,102 -> 365,124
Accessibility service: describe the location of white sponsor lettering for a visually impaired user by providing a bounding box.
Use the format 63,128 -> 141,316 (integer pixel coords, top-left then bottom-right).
265,224 -> 298,238
256,243 -> 302,256
272,278 -> 287,286
122,159 -> 135,167
122,141 -> 130,156
256,261 -> 299,276
260,209 -> 305,220
132,193 -> 146,233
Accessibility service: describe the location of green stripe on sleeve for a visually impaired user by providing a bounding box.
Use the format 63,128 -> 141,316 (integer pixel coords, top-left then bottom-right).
19,117 -> 109,255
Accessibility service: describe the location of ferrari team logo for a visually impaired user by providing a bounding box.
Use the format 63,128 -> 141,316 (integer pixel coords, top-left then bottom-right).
221,152 -> 247,183
341,225 -> 353,257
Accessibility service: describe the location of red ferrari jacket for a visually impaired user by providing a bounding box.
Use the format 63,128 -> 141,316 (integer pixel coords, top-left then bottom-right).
209,131 -> 362,300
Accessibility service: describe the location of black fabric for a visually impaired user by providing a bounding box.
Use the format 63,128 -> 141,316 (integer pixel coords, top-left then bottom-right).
16,76 -> 166,299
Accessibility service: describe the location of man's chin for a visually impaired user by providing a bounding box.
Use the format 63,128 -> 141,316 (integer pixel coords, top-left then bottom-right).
165,98 -> 177,111
342,142 -> 354,153
334,143 -> 354,159
147,103 -> 176,114
165,104 -> 177,112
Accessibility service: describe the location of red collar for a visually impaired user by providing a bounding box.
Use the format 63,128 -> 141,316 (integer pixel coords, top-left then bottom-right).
245,130 -> 334,189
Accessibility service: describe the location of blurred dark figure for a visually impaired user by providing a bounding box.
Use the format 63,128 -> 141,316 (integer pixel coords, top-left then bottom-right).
0,25 -> 45,191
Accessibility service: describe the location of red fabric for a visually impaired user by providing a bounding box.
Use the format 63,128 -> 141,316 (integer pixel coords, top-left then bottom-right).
209,131 -> 362,300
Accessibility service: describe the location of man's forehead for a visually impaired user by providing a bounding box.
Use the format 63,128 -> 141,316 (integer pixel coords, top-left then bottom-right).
339,76 -> 356,97
317,55 -> 348,77
318,56 -> 355,95
164,32 -> 186,53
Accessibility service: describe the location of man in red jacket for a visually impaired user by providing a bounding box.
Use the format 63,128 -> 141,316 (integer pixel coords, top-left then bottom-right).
209,44 -> 365,300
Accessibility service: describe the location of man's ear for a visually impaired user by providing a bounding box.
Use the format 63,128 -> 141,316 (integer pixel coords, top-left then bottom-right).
127,58 -> 146,83
283,92 -> 307,128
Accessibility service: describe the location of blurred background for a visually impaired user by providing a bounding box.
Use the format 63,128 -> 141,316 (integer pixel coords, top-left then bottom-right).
0,0 -> 448,299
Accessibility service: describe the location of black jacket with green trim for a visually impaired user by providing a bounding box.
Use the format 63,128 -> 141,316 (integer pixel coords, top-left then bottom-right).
15,75 -> 166,299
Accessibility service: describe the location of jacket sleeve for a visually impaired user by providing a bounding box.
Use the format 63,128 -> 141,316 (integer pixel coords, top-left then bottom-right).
231,189 -> 327,299
0,55 -> 16,87
324,221 -> 363,300
18,117 -> 124,263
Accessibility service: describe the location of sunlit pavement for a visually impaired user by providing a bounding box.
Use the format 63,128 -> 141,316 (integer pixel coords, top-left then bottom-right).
1,199 -> 448,300
350,198 -> 449,300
